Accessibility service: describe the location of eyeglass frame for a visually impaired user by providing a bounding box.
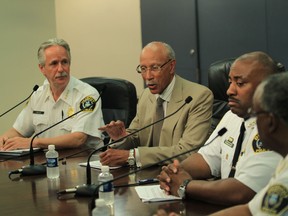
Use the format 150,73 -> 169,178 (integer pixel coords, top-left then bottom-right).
136,59 -> 173,74
247,107 -> 270,118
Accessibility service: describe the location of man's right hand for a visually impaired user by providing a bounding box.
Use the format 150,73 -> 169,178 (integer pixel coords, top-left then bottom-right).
158,160 -> 193,196
157,160 -> 181,195
98,120 -> 128,140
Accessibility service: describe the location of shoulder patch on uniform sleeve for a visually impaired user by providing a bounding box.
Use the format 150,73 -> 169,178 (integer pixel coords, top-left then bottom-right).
252,134 -> 269,153
261,184 -> 288,215
80,96 -> 96,111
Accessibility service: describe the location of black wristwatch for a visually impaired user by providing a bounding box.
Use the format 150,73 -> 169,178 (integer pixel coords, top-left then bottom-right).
177,179 -> 191,199
127,149 -> 135,167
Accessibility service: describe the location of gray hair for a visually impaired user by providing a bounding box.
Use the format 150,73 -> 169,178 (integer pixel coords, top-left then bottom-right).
260,72 -> 288,125
145,41 -> 176,60
37,38 -> 71,66
235,51 -> 278,74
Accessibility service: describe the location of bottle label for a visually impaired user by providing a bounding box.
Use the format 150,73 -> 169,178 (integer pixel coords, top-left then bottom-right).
47,158 -> 58,168
99,182 -> 113,192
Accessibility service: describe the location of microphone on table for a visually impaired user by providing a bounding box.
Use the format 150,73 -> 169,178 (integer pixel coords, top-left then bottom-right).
58,96 -> 193,197
8,86 -> 106,177
88,127 -> 228,208
0,85 -> 39,118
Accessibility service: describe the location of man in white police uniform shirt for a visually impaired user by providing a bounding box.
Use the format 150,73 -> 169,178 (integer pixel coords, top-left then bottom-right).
211,70 -> 288,215
0,38 -> 104,150
158,51 -> 282,206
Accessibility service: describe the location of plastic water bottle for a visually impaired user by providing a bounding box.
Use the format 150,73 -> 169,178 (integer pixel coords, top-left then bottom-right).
46,145 -> 59,179
92,198 -> 110,216
98,165 -> 114,205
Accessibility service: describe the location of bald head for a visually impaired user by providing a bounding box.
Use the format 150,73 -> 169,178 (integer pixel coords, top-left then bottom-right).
139,41 -> 176,94
141,42 -> 176,61
234,51 -> 278,79
227,51 -> 278,118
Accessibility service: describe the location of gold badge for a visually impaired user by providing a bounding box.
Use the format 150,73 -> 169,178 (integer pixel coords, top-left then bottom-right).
67,107 -> 74,117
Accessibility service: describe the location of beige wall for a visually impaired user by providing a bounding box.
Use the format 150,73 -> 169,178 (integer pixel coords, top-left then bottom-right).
0,0 -> 56,133
55,0 -> 143,93
0,0 -> 142,133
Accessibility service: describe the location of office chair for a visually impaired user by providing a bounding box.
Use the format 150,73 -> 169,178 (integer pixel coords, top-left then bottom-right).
208,58 -> 234,132
81,77 -> 138,144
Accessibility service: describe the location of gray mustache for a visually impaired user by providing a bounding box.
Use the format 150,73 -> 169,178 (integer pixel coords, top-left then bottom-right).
146,82 -> 156,85
56,72 -> 68,78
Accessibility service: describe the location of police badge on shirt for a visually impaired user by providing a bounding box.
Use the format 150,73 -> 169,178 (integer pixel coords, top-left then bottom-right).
80,96 -> 96,111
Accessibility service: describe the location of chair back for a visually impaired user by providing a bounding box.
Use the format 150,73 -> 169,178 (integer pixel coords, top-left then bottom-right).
81,76 -> 137,128
208,58 -> 234,131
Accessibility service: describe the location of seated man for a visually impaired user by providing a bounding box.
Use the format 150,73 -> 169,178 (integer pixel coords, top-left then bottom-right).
0,38 -> 104,150
158,51 -> 282,205
99,41 -> 213,167
211,72 -> 288,215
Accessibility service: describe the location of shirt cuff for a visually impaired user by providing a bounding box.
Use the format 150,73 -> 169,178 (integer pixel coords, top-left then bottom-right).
135,148 -> 142,168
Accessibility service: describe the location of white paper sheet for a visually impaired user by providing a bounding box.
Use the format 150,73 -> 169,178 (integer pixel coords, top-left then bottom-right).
135,185 -> 182,202
78,160 -> 121,170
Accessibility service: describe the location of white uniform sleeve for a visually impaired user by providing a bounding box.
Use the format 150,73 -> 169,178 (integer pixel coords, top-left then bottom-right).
235,150 -> 282,192
248,157 -> 288,215
198,113 -> 231,177
13,100 -> 35,137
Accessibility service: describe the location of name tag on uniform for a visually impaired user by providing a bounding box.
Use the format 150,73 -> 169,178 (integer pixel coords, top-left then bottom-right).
224,137 -> 234,148
33,110 -> 44,115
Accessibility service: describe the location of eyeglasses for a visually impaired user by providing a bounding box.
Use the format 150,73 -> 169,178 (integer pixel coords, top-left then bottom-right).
136,59 -> 172,74
248,107 -> 270,118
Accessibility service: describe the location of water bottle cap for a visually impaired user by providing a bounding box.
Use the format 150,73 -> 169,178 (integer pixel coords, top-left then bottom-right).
48,145 -> 55,150
101,165 -> 109,172
95,198 -> 106,206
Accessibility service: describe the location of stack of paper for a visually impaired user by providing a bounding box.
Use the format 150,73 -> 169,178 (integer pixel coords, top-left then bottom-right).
78,160 -> 121,170
0,148 -> 41,157
135,185 -> 182,202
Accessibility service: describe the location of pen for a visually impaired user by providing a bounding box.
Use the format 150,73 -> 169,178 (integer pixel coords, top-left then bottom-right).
114,178 -> 159,188
138,178 -> 159,185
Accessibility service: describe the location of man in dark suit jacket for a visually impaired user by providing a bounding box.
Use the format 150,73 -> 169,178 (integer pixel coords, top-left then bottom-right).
99,41 -> 213,167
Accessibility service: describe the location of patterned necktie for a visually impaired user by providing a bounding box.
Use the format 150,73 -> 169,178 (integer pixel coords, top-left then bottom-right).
228,122 -> 246,177
152,97 -> 165,146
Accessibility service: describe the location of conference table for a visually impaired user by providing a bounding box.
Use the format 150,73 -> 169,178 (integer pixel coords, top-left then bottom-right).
0,148 -> 226,216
